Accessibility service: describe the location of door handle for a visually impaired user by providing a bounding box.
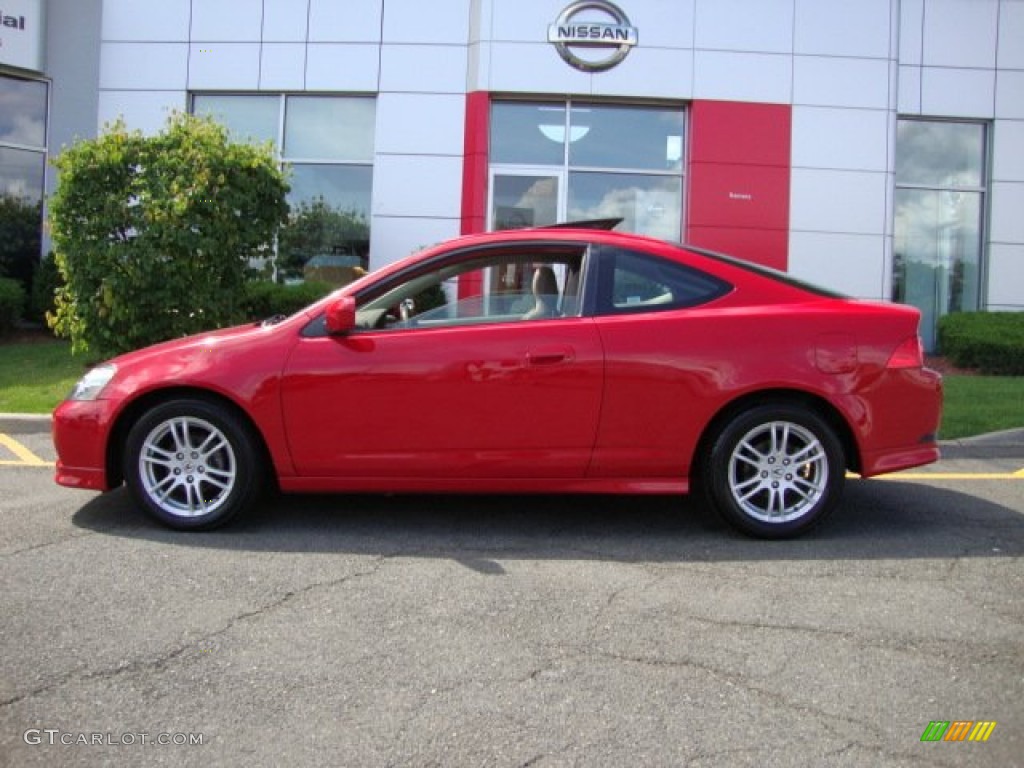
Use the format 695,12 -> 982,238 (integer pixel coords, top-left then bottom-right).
526,347 -> 574,366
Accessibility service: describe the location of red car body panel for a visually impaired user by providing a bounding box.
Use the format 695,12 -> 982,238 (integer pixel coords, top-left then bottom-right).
52,228 -> 942,500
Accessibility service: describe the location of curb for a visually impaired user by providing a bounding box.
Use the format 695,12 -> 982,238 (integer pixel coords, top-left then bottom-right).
2,414 -> 1022,459
0,414 -> 51,435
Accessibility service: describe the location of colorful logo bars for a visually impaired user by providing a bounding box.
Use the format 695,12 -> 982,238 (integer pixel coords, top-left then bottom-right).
920,721 -> 997,742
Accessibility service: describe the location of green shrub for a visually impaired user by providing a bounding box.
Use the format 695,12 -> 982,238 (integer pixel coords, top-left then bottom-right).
30,254 -> 62,324
0,277 -> 26,336
241,280 -> 333,320
47,113 -> 289,357
938,312 -> 1024,375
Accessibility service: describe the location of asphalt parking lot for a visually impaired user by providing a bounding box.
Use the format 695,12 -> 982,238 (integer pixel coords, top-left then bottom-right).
1,425 -> 1022,767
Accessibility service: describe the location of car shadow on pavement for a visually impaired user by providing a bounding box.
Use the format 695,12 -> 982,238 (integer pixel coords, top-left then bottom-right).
70,479 -> 1024,564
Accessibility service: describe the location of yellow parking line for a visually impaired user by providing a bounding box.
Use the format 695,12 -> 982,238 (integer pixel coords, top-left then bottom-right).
850,469 -> 1024,481
0,433 -> 54,468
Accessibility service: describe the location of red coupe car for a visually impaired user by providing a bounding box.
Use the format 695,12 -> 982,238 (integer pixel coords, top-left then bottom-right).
53,224 -> 942,538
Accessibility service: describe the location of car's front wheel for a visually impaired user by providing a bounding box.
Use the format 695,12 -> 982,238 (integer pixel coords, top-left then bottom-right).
704,404 -> 845,538
124,399 -> 263,530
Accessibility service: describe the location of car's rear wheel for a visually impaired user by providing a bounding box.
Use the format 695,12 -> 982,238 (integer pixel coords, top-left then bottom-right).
124,399 -> 263,530
705,404 -> 844,538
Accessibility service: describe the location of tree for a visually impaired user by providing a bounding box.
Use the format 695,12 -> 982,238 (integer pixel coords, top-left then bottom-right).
47,113 -> 289,356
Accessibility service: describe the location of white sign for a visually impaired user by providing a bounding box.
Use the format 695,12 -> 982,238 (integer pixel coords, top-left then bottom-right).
0,0 -> 44,72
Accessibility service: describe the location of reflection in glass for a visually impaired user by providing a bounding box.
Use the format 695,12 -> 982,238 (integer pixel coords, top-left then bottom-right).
896,120 -> 984,188
0,146 -> 45,202
284,97 -> 375,162
0,76 -> 47,148
491,103 -> 566,165
278,165 -> 373,282
893,188 -> 982,351
192,95 -> 279,145
492,175 -> 559,230
568,172 -> 682,241
570,105 -> 684,171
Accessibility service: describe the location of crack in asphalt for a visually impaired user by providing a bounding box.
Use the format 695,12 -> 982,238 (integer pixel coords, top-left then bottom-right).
0,557 -> 387,710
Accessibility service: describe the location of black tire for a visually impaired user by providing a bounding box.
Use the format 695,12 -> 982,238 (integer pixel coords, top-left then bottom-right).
123,398 -> 264,530
703,404 -> 845,539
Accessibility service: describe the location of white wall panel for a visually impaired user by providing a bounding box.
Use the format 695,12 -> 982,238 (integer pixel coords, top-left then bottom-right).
986,244 -> 1024,308
97,90 -> 187,134
998,0 -> 1024,69
260,43 -> 306,90
897,65 -> 922,114
695,0 -> 793,54
790,168 -> 888,235
922,0 -> 998,69
305,44 -> 380,91
898,0 -> 924,65
100,43 -> 188,90
993,119 -> 1024,183
383,0 -> 471,45
920,67 -> 995,118
371,155 -> 463,218
379,45 -> 468,94
794,0 -> 891,59
693,51 -> 791,103
996,71 -> 1024,120
791,107 -> 890,172
590,47 -> 693,100
190,0 -> 263,42
308,0 -> 382,42
187,43 -> 261,90
794,56 -> 890,109
622,0 -> 694,49
467,42 -> 490,92
491,0 -> 568,43
262,0 -> 310,42
990,181 -> 1024,243
488,43 -> 590,94
369,215 -> 461,269
789,232 -> 887,299
375,93 -> 466,156
102,0 -> 190,41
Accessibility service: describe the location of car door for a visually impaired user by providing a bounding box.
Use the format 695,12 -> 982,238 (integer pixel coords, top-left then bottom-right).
280,253 -> 604,480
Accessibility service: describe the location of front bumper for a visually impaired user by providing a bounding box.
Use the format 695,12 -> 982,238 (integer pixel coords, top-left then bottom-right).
52,399 -> 118,492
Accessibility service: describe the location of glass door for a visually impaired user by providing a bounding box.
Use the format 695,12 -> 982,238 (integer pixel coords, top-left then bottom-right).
489,169 -> 564,231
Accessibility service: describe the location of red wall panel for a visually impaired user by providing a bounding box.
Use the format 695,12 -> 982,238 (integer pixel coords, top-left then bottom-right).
459,91 -> 490,298
686,101 -> 791,270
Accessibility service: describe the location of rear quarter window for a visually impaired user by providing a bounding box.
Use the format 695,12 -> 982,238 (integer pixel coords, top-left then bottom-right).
595,246 -> 731,314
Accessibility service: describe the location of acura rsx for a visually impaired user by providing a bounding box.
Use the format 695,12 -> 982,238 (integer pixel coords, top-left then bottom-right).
53,223 -> 943,538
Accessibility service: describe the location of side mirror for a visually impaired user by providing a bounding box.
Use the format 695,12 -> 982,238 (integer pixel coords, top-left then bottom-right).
325,296 -> 357,335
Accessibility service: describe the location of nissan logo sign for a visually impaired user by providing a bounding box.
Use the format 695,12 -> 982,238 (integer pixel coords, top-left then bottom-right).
547,1 -> 638,72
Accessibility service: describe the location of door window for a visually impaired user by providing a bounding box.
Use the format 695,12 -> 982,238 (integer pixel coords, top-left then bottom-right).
353,247 -> 587,331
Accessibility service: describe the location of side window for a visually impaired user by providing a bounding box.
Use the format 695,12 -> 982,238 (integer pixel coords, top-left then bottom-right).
597,247 -> 730,314
354,247 -> 586,331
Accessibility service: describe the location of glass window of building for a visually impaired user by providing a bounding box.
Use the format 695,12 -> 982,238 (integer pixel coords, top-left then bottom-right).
489,101 -> 685,242
0,74 -> 48,290
193,94 -> 375,284
893,119 -> 987,352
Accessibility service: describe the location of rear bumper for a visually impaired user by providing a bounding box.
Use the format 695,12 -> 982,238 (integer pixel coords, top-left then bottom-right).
855,367 -> 943,477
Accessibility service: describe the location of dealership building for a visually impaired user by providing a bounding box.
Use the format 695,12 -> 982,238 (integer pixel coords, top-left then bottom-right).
2,0 -> 1023,349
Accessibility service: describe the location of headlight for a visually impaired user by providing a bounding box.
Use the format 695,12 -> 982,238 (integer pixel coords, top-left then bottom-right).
68,364 -> 117,401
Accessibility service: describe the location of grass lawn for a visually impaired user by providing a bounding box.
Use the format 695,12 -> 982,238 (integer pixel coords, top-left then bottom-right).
0,336 -> 87,414
940,375 -> 1024,440
0,335 -> 1021,440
